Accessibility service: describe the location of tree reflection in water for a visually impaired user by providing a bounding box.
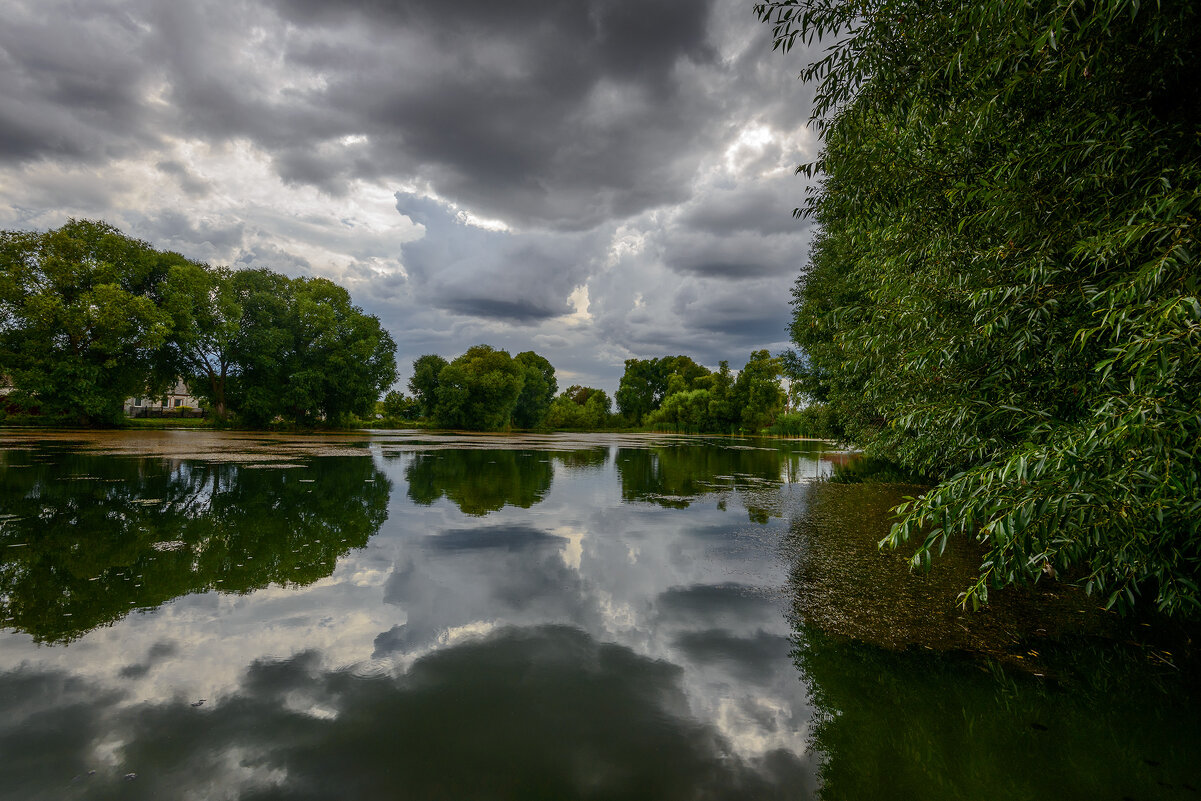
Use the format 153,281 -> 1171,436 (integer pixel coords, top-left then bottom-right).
0,450 -> 390,643
404,450 -> 553,516
615,441 -> 823,522
403,447 -> 610,516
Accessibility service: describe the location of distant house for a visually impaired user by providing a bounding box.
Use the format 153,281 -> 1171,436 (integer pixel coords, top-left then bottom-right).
125,381 -> 202,417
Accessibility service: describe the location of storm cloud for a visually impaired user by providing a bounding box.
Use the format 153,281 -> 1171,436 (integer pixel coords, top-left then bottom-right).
0,0 -> 821,392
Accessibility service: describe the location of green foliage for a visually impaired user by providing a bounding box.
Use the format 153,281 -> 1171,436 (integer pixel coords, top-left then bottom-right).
0,220 -> 395,429
646,388 -> 713,433
381,389 -> 420,420
768,404 -> 839,439
512,350 -> 558,428
0,451 -> 389,643
759,0 -> 1201,615
732,349 -> 785,432
614,358 -> 661,424
615,355 -> 712,424
165,263 -> 249,420
408,354 -> 449,418
433,345 -> 525,430
641,353 -> 786,434
283,277 -> 397,426
546,385 -> 613,429
405,450 -> 553,515
220,273 -> 396,428
0,220 -> 193,425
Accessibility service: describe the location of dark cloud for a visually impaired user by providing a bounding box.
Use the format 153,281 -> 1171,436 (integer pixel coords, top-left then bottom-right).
0,0 -> 822,393
118,640 -> 181,680
0,669 -> 126,795
0,3 -> 157,164
396,192 -> 597,323
234,243 -> 313,274
424,525 -> 562,553
678,180 -> 808,237
131,211 -> 245,255
656,583 -> 778,629
258,0 -> 725,229
673,629 -> 794,685
667,256 -> 789,280
589,271 -> 794,370
154,160 -> 212,197
24,627 -> 812,799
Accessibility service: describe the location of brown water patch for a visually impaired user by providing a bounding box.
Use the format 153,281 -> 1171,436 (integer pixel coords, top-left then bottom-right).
784,482 -> 1144,673
0,429 -> 822,463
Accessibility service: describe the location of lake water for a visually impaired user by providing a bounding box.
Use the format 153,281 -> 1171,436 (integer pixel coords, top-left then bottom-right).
1,430 -> 1197,800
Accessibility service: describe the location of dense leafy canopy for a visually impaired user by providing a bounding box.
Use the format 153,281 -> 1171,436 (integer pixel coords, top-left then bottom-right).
381,389 -> 420,420
399,349 -> 791,433
759,0 -> 1201,614
408,354 -> 449,419
413,345 -> 535,430
546,385 -> 613,429
254,276 -> 397,427
0,220 -> 396,427
0,451 -> 389,643
512,351 -> 558,429
0,220 -> 193,424
615,355 -> 711,424
165,263 -> 244,419
640,352 -> 786,434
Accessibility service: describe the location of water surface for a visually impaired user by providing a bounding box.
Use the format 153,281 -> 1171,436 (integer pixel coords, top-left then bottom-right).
0,431 -> 1196,800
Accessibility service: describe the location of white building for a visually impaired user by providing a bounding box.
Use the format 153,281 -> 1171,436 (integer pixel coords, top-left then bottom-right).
125,381 -> 202,416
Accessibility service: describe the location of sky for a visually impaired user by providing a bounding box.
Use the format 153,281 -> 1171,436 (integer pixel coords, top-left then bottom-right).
0,0 -> 820,394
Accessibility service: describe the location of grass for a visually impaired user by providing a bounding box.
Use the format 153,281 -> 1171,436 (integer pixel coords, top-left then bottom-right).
122,417 -> 214,429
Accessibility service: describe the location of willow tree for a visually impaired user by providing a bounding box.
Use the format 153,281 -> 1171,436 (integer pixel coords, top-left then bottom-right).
759,1 -> 1201,614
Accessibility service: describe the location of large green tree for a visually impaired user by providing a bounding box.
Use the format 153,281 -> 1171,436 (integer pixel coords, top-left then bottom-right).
615,355 -> 712,424
279,277 -> 397,426
0,220 -> 192,424
433,345 -> 525,430
165,263 -> 249,420
408,354 -> 449,418
546,385 -> 612,429
512,350 -> 557,428
221,269 -> 295,426
733,349 -> 785,433
759,0 -> 1201,614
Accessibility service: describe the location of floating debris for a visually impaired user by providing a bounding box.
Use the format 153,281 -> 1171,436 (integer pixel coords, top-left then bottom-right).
151,540 -> 187,552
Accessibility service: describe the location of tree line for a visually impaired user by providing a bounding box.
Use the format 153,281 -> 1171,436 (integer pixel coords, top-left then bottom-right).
386,347 -> 796,433
384,346 -> 608,431
0,220 -> 396,426
620,351 -> 790,434
757,1 -> 1200,615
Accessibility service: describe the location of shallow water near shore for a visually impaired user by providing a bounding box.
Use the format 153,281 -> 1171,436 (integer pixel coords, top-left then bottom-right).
1,430 -> 1197,800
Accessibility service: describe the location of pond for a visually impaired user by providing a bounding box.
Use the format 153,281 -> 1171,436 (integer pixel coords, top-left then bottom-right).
0,430 -> 1197,800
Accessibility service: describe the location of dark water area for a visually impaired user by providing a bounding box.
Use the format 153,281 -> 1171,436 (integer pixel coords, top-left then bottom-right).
0,431 -> 1197,800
